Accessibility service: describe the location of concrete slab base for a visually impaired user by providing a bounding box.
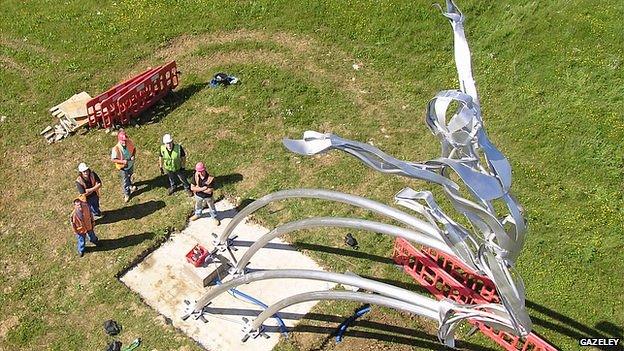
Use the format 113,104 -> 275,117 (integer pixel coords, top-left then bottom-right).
120,199 -> 335,351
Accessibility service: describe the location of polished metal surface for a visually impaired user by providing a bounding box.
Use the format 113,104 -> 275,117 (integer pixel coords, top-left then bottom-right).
187,0 -> 532,346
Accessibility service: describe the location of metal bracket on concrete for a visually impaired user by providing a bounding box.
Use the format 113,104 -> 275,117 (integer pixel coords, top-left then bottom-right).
181,300 -> 210,323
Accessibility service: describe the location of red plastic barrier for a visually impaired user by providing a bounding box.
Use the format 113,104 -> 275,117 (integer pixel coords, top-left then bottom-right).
86,61 -> 179,128
116,61 -> 179,127
86,66 -> 158,128
392,238 -> 558,351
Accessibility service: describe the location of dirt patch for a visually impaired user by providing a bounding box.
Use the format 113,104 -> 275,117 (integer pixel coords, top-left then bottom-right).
235,160 -> 276,191
205,106 -> 231,114
154,30 -> 313,62
0,56 -> 31,76
214,128 -> 234,140
139,29 -> 392,118
0,36 -> 50,55
0,315 -> 19,340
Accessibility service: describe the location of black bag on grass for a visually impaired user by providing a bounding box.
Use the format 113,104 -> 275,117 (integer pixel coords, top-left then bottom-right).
104,319 -> 121,336
105,340 -> 122,351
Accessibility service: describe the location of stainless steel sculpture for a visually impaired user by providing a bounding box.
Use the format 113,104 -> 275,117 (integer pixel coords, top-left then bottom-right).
186,0 -> 532,347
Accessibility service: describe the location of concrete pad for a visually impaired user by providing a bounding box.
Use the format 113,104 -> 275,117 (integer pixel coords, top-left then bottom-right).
120,199 -> 335,351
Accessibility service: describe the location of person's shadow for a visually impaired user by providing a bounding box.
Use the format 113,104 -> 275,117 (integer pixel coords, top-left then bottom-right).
88,231 -> 155,252
213,173 -> 243,190
132,177 -> 168,197
97,200 -> 166,225
134,172 -> 244,196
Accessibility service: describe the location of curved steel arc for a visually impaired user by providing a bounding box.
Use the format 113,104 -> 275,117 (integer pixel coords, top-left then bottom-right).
246,291 -> 441,337
192,269 -> 439,315
217,188 -> 439,246
233,217 -> 453,274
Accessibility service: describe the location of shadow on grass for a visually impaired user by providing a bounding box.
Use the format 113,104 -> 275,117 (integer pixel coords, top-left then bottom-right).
526,300 -> 622,350
294,242 -> 395,265
132,176 -> 168,197
138,82 -> 210,124
204,306 -> 498,351
214,173 -> 243,190
267,240 -> 624,348
97,200 -> 166,225
88,231 -> 155,252
235,198 -> 256,212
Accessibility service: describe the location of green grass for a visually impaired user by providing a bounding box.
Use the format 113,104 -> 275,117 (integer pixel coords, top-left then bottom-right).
0,0 -> 622,350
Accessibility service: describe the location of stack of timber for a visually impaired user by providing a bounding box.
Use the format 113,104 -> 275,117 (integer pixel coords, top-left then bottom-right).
41,91 -> 92,143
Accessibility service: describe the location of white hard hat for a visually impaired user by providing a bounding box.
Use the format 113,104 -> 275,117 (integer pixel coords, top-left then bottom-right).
78,163 -> 89,172
162,133 -> 173,144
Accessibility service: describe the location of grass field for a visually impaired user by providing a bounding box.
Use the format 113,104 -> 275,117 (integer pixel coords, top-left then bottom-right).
0,1 -> 622,350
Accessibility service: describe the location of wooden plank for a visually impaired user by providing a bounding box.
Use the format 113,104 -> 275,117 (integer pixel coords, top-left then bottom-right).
49,91 -> 92,119
70,117 -> 90,131
40,126 -> 53,135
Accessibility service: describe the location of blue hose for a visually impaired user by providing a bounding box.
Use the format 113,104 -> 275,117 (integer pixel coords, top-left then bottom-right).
335,304 -> 371,343
215,279 -> 288,336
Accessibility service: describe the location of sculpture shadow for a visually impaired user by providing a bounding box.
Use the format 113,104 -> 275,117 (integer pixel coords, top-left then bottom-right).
526,300 -> 622,350
204,306 -> 498,351
235,198 -> 256,212
230,239 -> 298,252
294,242 -> 395,266
139,82 -> 210,124
97,200 -> 166,225
280,241 -> 624,348
87,231 -> 155,252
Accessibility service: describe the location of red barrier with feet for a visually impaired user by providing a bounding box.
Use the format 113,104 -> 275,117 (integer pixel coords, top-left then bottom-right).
392,238 -> 558,351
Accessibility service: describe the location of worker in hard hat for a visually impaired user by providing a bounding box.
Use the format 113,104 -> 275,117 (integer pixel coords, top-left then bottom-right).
70,196 -> 99,257
110,130 -> 137,203
190,162 -> 219,225
75,162 -> 103,219
158,133 -> 192,196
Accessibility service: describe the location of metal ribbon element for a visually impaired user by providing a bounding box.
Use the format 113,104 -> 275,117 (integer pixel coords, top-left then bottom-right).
186,0 -> 533,344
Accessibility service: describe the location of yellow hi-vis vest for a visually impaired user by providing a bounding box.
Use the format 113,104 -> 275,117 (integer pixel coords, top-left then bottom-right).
160,144 -> 182,172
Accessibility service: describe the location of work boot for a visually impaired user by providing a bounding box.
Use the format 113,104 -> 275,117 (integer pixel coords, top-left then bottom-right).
124,195 -> 130,203
190,214 -> 200,221
79,252 -> 84,258
211,217 -> 221,226
94,214 -> 104,220
167,187 -> 175,196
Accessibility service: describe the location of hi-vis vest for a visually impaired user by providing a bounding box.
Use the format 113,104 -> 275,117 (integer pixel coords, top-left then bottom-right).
76,172 -> 100,197
160,144 -> 182,172
112,140 -> 136,170
70,202 -> 94,235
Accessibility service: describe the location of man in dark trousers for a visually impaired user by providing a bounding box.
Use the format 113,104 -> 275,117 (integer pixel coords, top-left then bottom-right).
190,162 -> 219,225
76,162 -> 103,219
158,133 -> 192,196
110,130 -> 137,203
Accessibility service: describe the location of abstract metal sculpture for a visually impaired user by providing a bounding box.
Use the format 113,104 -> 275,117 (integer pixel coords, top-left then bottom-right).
185,1 -> 545,348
